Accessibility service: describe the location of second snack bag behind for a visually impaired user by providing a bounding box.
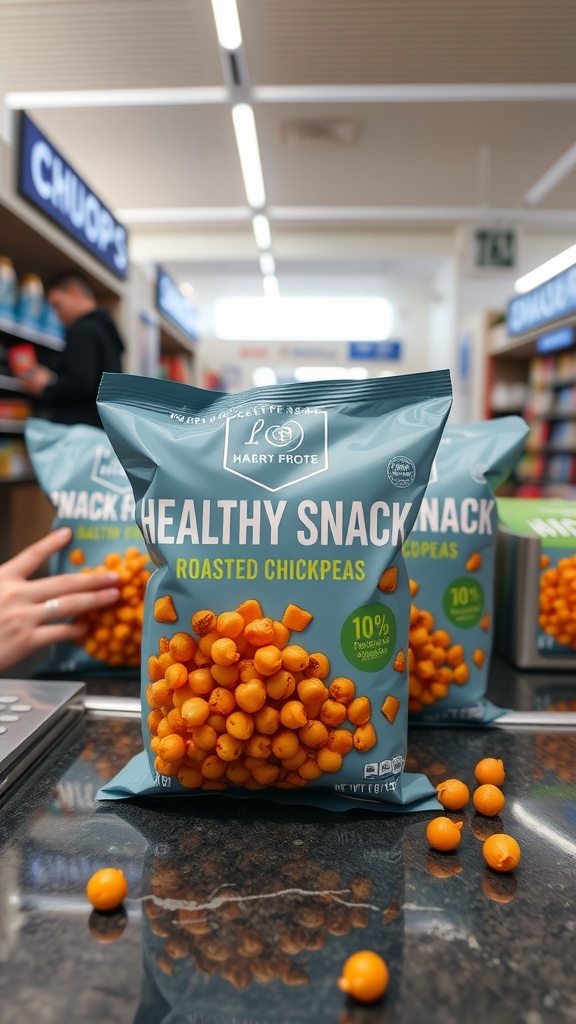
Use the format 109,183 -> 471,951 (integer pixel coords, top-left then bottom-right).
97,370 -> 452,811
405,416 -> 529,723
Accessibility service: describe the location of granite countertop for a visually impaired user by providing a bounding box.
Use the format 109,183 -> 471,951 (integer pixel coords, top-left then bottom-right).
0,664 -> 575,1024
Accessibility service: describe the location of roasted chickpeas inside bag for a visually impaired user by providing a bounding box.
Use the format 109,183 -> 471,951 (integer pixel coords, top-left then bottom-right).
404,416 -> 528,723
25,418 -> 151,675
96,370 -> 452,810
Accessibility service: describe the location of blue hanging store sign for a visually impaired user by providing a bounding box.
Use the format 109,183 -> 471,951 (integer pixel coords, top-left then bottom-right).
156,268 -> 199,342
17,112 -> 128,279
507,265 -> 576,337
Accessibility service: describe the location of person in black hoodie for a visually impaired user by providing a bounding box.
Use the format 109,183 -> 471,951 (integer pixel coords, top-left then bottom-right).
19,271 -> 125,428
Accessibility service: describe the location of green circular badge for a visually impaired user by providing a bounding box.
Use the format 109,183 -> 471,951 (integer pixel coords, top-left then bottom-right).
442,576 -> 484,628
341,602 -> 397,673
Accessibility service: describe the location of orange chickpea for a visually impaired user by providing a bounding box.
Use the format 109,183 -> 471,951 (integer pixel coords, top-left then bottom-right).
297,677 -> 329,709
158,734 -> 187,764
304,652 -> 330,679
210,664 -> 240,687
215,734 -> 245,762
191,610 -> 217,637
211,638 -> 240,666
265,670 -> 296,701
188,668 -> 214,695
280,644 -> 309,672
216,611 -> 245,638
253,645 -> 283,677
280,701 -> 308,730
226,711 -> 255,741
244,618 -> 275,648
245,733 -> 272,759
208,687 -> 237,716
235,679 -> 267,713
353,723 -> 377,752
254,705 -> 280,735
316,748 -> 343,773
165,662 -> 189,690
271,729 -> 300,759
181,697 -> 211,728
168,632 -> 197,662
347,696 -> 371,725
326,728 -> 354,755
328,677 -> 356,705
319,699 -> 347,727
297,720 -> 329,748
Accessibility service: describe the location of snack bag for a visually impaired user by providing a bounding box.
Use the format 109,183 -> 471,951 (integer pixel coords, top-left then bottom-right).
97,370 -> 452,810
496,497 -> 576,669
404,416 -> 528,724
25,418 -> 151,675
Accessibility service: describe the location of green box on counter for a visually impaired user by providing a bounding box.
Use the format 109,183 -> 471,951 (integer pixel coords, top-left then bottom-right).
496,497 -> 576,669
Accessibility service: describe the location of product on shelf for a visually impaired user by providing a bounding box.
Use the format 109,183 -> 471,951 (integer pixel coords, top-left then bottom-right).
17,273 -> 44,330
0,436 -> 31,480
0,257 -> 17,323
7,342 -> 37,378
496,497 -> 576,668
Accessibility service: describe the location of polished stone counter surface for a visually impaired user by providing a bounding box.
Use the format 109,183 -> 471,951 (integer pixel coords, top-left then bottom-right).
0,664 -> 575,1024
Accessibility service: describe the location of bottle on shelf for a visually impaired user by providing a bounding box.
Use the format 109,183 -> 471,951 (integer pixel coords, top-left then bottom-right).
0,257 -> 17,324
17,273 -> 44,330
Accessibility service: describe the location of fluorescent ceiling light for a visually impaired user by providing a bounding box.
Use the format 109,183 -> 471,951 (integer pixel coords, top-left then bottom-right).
514,243 -> 576,293
524,141 -> 576,207
253,84 -> 576,104
252,214 -> 272,249
232,104 -> 266,209
259,253 -> 276,276
214,296 -> 392,342
211,0 -> 242,50
262,275 -> 280,299
5,87 -> 227,109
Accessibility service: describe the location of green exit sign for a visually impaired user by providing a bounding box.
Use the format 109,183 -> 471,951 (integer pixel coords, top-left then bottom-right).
474,228 -> 517,268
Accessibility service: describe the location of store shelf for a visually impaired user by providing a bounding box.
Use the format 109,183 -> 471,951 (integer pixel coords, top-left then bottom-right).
0,419 -> 26,434
529,409 -> 576,421
0,472 -> 35,486
0,373 -> 24,393
0,316 -> 65,351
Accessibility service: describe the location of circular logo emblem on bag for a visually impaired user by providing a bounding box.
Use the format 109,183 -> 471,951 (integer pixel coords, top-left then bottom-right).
387,455 -> 415,488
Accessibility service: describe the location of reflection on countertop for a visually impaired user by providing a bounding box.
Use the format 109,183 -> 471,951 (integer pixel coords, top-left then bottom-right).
0,684 -> 575,1024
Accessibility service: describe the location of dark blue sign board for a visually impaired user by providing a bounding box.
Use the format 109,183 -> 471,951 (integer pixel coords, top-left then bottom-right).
536,325 -> 574,355
17,112 -> 128,279
156,268 -> 199,342
507,265 -> 576,337
348,340 -> 402,361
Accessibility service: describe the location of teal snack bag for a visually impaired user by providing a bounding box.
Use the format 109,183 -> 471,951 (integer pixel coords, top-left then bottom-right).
25,418 -> 151,675
96,370 -> 452,811
404,416 -> 528,724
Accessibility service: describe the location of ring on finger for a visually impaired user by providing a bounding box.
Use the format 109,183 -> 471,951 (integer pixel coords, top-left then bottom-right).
44,598 -> 61,613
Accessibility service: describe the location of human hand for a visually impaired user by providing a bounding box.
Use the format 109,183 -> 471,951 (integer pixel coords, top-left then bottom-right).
18,364 -> 54,396
0,527 -> 121,674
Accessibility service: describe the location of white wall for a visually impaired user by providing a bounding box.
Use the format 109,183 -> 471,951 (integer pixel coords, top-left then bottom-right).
189,269 -> 431,390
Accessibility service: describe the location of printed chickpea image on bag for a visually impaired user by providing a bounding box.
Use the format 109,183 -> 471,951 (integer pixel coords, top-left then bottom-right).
96,370 -> 452,811
403,417 -> 528,723
25,419 -> 151,675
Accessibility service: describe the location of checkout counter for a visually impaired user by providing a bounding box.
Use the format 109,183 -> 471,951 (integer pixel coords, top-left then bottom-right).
0,659 -> 575,1024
